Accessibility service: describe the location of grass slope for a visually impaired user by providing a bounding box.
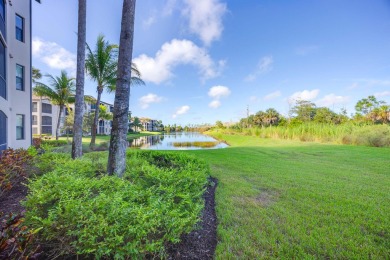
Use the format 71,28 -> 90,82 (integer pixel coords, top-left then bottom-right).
185,134 -> 390,259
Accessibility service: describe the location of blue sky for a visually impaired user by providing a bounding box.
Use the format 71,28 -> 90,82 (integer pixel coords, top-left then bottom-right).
32,0 -> 390,125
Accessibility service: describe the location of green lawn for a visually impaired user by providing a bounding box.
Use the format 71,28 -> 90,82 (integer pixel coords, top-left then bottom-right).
184,134 -> 390,259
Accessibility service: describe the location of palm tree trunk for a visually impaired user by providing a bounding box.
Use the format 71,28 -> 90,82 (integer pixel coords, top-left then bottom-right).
56,105 -> 64,141
107,0 -> 136,177
72,0 -> 87,159
90,88 -> 102,148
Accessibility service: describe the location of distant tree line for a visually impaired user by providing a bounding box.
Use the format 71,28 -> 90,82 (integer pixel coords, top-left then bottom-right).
224,95 -> 389,129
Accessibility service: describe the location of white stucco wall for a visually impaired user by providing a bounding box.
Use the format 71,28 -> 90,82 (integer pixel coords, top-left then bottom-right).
0,1 -> 32,149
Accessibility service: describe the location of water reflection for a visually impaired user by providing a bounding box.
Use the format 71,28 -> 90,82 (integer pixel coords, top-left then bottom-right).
128,132 -> 229,150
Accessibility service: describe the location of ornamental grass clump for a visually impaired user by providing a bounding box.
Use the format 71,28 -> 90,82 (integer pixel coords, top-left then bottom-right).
23,151 -> 209,259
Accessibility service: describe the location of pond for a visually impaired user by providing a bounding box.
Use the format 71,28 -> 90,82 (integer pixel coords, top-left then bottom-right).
129,132 -> 229,150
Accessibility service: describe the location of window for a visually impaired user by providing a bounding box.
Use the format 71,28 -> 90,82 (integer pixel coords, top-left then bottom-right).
90,103 -> 97,110
65,107 -> 72,116
32,115 -> 37,125
42,116 -> 52,126
42,103 -> 52,113
16,64 -> 24,91
32,102 -> 37,112
0,110 -> 6,151
16,15 -> 24,42
0,0 -> 5,39
16,114 -> 24,140
0,41 -> 5,99
41,126 -> 52,134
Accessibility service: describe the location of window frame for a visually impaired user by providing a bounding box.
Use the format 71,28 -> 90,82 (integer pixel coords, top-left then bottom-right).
42,103 -> 52,114
32,115 -> 37,125
41,115 -> 52,126
15,14 -> 24,42
16,114 -> 24,140
16,64 -> 24,91
0,40 -> 5,100
0,0 -> 6,41
0,110 -> 7,151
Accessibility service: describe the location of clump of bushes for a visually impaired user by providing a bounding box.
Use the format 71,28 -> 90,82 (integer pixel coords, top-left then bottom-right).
210,123 -> 390,147
24,151 -> 209,259
41,139 -> 68,147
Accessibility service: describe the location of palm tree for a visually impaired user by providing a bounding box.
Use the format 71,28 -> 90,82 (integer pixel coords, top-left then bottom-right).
72,0 -> 87,159
33,71 -> 75,140
32,67 -> 42,84
107,0 -> 136,177
132,116 -> 141,132
264,108 -> 280,126
86,34 -> 144,148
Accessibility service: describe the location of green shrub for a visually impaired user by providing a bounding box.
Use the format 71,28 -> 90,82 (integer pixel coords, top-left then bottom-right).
41,140 -> 68,147
24,151 -> 209,259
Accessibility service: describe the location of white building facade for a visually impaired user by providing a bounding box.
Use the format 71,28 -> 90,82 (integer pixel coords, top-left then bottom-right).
142,119 -> 160,132
0,0 -> 34,151
31,95 -> 113,137
32,95 -> 61,137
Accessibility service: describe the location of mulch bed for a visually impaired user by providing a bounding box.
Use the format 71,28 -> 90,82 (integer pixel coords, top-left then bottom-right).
1,177 -> 219,259
167,177 -> 218,259
0,177 -> 28,221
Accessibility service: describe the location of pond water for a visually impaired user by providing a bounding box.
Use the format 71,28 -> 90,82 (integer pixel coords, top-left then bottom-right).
129,132 -> 229,150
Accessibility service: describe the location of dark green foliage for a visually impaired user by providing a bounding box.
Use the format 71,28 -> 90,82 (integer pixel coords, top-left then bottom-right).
24,151 -> 209,259
290,100 -> 317,122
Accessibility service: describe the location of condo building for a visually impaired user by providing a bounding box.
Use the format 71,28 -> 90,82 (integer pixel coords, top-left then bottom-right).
32,95 -> 113,136
0,0 -> 34,151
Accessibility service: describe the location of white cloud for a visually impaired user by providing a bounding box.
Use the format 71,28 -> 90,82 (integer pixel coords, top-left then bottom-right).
264,90 -> 281,101
209,100 -> 221,108
208,85 -> 230,109
360,79 -> 390,86
143,16 -> 156,28
208,85 -> 231,99
172,105 -> 190,118
139,93 -> 163,109
183,0 -> 227,45
289,89 -> 320,101
346,79 -> 390,88
163,0 -> 178,16
316,94 -> 350,107
295,45 -> 319,56
374,91 -> 390,98
245,56 -> 273,82
347,82 -> 359,90
133,39 -> 223,84
32,37 -> 76,71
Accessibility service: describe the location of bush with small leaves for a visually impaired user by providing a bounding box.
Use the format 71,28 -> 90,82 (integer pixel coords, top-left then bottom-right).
24,151 -> 209,259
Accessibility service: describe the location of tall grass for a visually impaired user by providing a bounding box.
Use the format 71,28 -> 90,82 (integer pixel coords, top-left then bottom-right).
211,123 -> 390,147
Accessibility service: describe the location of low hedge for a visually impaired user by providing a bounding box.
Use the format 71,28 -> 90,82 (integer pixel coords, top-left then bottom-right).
24,151 -> 209,259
